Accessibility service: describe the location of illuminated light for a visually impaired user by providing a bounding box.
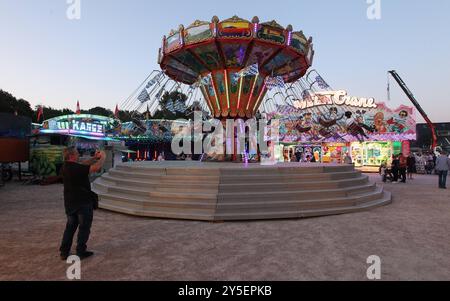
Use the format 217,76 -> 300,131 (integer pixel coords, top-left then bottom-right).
40,129 -> 105,137
253,23 -> 258,34
287,31 -> 292,46
199,82 -> 214,114
237,76 -> 243,109
224,70 -> 231,110
210,75 -> 221,113
246,73 -> 259,111
252,82 -> 267,114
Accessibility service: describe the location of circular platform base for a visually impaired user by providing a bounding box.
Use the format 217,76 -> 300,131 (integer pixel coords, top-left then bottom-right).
92,162 -> 391,221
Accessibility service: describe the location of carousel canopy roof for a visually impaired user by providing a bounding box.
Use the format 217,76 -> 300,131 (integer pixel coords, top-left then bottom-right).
158,15 -> 314,85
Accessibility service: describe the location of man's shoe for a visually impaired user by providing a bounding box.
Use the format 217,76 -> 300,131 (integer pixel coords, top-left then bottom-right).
60,253 -> 69,261
77,251 -> 94,260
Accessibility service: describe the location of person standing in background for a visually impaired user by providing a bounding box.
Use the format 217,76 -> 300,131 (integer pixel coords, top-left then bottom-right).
344,153 -> 353,165
398,153 -> 407,183
295,149 -> 301,162
391,155 -> 400,183
407,153 -> 416,180
435,151 -> 450,189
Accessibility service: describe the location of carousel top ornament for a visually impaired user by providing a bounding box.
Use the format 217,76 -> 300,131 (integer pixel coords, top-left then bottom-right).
158,16 -> 314,119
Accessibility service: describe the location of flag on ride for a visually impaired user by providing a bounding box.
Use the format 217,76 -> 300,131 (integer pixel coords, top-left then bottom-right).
146,72 -> 163,89
76,101 -> 81,114
302,90 -> 313,100
231,73 -> 241,82
265,76 -> 285,90
315,75 -> 330,89
36,105 -> 44,122
137,89 -> 150,103
238,64 -> 259,77
114,104 -> 119,118
201,76 -> 211,85
174,100 -> 187,113
165,100 -> 175,113
155,86 -> 165,100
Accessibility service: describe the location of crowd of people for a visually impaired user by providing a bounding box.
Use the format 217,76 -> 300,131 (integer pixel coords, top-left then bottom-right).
379,151 -> 450,189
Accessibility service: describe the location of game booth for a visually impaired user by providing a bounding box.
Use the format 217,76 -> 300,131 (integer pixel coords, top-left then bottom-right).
33,114 -> 121,177
272,91 -> 417,168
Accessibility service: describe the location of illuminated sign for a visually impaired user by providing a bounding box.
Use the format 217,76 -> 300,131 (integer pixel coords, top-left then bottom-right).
54,120 -> 104,134
40,114 -> 119,138
293,90 -> 378,110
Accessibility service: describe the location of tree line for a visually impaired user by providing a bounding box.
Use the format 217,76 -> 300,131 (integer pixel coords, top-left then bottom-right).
0,89 -> 148,123
0,89 -> 200,123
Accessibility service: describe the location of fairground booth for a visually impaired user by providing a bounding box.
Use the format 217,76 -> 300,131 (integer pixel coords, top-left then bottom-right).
268,90 -> 416,169
33,114 -> 121,176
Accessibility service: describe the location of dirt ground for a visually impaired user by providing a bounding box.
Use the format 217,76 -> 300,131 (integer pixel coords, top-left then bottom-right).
0,173 -> 449,281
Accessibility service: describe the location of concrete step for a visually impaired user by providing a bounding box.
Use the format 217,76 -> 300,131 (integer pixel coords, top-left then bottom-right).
100,174 -> 220,192
93,178 -> 375,202
98,192 -> 217,209
218,175 -> 369,192
93,162 -> 391,221
93,179 -> 218,201
95,173 -> 368,194
109,167 -> 359,181
218,183 -> 376,202
215,187 -> 384,214
214,191 -> 392,221
99,202 -> 214,221
219,171 -> 361,183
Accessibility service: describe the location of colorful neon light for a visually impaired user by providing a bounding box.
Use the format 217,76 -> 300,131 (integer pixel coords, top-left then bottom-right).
246,74 -> 259,111
224,70 -> 231,110
209,75 -> 221,114
253,23 -> 258,34
39,129 -> 105,137
253,82 -> 267,113
237,76 -> 244,109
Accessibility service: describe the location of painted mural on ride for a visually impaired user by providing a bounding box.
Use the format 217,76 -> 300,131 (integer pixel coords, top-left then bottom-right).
266,90 -> 416,144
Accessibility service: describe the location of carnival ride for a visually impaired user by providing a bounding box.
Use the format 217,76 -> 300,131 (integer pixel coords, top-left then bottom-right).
119,16 -> 375,146
92,16 -> 392,221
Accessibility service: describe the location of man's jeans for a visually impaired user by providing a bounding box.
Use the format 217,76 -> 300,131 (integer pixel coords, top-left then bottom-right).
438,170 -> 448,188
60,205 -> 93,255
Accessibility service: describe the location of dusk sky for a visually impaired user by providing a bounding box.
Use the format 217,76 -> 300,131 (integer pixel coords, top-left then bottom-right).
1,0 -> 449,122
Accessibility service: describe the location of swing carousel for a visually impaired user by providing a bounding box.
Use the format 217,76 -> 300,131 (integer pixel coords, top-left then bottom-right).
93,16 -> 391,221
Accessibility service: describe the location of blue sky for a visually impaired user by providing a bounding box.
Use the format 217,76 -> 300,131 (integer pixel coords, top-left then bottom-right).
1,0 -> 449,122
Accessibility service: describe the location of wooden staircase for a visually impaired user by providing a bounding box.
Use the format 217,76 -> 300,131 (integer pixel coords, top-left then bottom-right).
92,162 -> 391,221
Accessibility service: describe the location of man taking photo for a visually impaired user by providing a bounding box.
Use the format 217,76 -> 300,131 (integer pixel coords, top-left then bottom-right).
59,147 -> 106,260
